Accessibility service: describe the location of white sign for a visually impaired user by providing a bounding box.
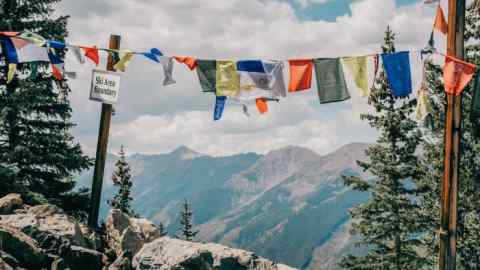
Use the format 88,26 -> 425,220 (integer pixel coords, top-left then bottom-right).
90,69 -> 121,104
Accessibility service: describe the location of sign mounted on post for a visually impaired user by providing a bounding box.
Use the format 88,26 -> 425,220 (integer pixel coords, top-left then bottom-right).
90,69 -> 121,104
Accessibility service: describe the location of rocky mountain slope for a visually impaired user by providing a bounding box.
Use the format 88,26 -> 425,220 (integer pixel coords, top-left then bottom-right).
76,143 -> 371,269
0,194 -> 295,270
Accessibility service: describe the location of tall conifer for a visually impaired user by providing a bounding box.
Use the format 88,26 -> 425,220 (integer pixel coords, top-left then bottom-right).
340,27 -> 429,269
178,199 -> 198,241
109,146 -> 136,217
0,0 -> 92,216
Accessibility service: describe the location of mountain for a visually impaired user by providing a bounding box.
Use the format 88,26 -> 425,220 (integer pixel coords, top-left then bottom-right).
76,143 -> 370,269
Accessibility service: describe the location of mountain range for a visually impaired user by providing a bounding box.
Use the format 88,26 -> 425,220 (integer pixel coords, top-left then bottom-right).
76,143 -> 371,269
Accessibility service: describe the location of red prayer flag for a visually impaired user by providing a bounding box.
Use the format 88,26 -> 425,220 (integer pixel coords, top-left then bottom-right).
256,98 -> 268,114
51,64 -> 63,81
83,46 -> 99,66
443,55 -> 477,96
434,6 -> 448,35
0,32 -> 19,37
174,56 -> 198,70
288,59 -> 313,92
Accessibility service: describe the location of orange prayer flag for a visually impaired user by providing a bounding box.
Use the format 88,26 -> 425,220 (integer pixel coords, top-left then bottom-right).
256,98 -> 268,114
288,59 -> 313,92
83,46 -> 99,66
0,32 -> 19,37
443,55 -> 477,96
174,56 -> 198,70
434,5 -> 448,35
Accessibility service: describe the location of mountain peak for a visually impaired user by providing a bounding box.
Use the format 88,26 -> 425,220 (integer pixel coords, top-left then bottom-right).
170,145 -> 204,160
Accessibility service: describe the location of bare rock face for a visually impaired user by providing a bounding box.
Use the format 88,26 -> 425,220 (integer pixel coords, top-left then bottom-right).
0,194 -> 23,215
106,209 -> 162,257
0,226 -> 48,269
132,237 -> 297,270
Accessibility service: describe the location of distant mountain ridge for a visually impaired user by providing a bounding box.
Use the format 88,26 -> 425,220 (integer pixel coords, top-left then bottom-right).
76,143 -> 371,269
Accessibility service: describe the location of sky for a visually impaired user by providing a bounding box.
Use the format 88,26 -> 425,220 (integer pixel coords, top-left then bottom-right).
57,0 -> 445,157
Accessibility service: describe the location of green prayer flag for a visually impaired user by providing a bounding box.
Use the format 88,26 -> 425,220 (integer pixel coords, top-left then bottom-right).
196,60 -> 217,93
314,58 -> 350,104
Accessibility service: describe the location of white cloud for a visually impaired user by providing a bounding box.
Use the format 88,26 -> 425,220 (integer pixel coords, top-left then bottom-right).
58,0 -> 437,156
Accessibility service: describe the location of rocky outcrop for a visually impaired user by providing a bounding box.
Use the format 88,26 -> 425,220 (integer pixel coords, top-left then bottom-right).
0,194 -> 23,215
133,237 -> 296,270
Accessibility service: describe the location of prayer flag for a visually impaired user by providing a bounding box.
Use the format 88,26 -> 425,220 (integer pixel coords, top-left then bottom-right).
263,60 -> 287,97
159,57 -> 176,86
216,60 -> 240,97
2,36 -> 49,63
236,60 -> 278,100
214,96 -> 227,121
314,58 -> 350,104
196,59 -> 217,92
18,31 -> 46,47
175,56 -> 197,70
7,63 -> 16,83
288,59 -> 313,92
48,51 -> 64,80
48,40 -> 66,49
443,55 -> 477,96
343,56 -> 369,97
114,51 -> 134,72
434,5 -> 448,35
70,46 -> 85,64
416,89 -> 431,121
381,52 -> 413,98
256,98 -> 268,114
0,32 -> 19,37
83,46 -> 99,66
143,48 -> 163,63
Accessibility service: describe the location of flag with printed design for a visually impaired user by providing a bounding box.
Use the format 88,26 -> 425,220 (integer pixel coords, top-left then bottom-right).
216,60 -> 240,97
288,59 -> 313,92
434,5 -> 448,35
343,56 -> 369,97
443,55 -> 477,96
2,36 -> 49,63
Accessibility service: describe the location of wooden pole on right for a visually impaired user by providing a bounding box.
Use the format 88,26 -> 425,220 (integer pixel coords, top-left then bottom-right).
88,34 -> 121,228
439,1 -> 465,269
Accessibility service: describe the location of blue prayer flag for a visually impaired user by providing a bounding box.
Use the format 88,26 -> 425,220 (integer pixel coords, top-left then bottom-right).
381,51 -> 412,97
214,96 -> 227,121
236,60 -> 265,73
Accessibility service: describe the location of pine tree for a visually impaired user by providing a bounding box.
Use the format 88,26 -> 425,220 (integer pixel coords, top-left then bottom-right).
0,0 -> 92,216
157,222 -> 168,237
177,199 -> 198,241
339,27 -> 430,269
418,1 -> 480,268
109,146 -> 136,217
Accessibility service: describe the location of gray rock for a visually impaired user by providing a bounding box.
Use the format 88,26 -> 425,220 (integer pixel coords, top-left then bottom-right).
106,209 -> 162,257
108,251 -> 133,270
0,194 -> 22,215
132,237 -> 297,270
0,257 -> 14,270
0,226 -> 48,269
64,245 -> 107,270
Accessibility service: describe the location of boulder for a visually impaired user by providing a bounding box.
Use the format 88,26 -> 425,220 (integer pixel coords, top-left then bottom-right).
64,246 -> 108,270
0,194 -> 22,215
0,204 -> 99,250
0,257 -> 13,270
108,251 -> 133,270
106,209 -> 162,256
132,237 -> 297,270
0,226 -> 48,269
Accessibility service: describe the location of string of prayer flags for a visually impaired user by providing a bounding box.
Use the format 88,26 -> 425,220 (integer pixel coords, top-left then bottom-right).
2,36 -> 50,63
434,5 -> 448,35
175,56 -> 197,70
159,57 -> 176,86
381,51 -> 413,98
343,56 -> 369,97
443,55 -> 477,96
143,48 -> 163,63
114,50 -> 134,72
256,98 -> 269,114
214,96 -> 227,121
314,58 -> 350,104
288,59 -> 313,92
263,60 -> 287,97
216,60 -> 240,97
196,59 -> 217,92
83,46 -> 99,66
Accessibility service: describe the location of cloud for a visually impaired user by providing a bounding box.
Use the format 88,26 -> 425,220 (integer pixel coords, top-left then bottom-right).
57,0 -> 437,156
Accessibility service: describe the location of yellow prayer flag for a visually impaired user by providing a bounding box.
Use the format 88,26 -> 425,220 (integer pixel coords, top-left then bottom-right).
114,51 -> 134,72
7,64 -> 17,83
343,56 -> 369,97
216,60 -> 240,97
416,89 -> 431,121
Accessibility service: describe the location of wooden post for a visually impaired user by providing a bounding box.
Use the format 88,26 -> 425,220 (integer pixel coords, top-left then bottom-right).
439,1 -> 465,270
88,35 -> 121,228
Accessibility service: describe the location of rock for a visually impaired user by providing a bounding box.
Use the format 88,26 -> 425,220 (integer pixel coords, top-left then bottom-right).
108,251 -> 133,270
0,226 -> 48,269
64,246 -> 107,270
0,257 -> 13,270
106,209 -> 162,256
132,237 -> 297,270
0,194 -> 23,215
0,204 -> 99,250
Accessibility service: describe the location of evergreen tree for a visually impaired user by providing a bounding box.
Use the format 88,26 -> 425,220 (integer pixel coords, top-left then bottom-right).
109,146 -> 136,217
157,222 -> 168,237
419,1 -> 480,268
0,0 -> 92,216
177,199 -> 198,241
340,27 -> 429,269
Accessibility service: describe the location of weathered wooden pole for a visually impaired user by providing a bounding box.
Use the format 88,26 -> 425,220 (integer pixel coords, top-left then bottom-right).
439,1 -> 465,269
88,35 -> 121,228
